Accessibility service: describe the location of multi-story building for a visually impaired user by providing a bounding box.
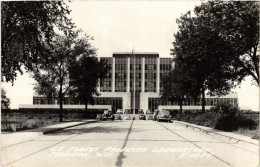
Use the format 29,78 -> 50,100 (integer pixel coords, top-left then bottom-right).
23,52 -> 238,113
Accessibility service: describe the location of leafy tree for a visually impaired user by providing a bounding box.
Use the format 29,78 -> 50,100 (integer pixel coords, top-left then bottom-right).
32,33 -> 95,122
194,1 -> 259,85
172,11 -> 238,112
1,88 -> 10,109
1,1 -> 75,84
69,56 -> 110,113
161,64 -> 199,113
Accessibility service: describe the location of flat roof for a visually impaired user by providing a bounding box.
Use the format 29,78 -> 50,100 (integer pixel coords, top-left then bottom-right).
113,52 -> 159,58
113,52 -> 159,54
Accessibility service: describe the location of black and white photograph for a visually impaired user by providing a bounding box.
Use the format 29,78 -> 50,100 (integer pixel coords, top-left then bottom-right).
1,1 -> 259,167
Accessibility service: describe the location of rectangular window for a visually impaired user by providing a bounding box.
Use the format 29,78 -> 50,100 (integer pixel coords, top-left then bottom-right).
148,65 -> 154,70
117,82 -> 124,87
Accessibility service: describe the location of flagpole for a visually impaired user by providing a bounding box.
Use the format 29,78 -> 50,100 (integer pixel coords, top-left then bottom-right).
132,48 -> 135,115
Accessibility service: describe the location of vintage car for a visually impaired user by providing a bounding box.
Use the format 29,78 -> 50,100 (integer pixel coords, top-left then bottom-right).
139,115 -> 146,120
114,115 -> 122,120
156,110 -> 172,122
147,115 -> 153,120
101,110 -> 115,120
96,114 -> 103,120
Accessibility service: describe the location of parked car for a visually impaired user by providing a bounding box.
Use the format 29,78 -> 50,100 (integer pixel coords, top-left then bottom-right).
115,115 -> 122,120
124,109 -> 132,114
139,115 -> 146,120
124,115 -> 131,120
147,115 -> 153,120
102,110 -> 115,120
137,109 -> 144,114
156,110 -> 172,122
116,109 -> 123,114
96,114 -> 103,120
153,109 -> 160,121
146,110 -> 153,114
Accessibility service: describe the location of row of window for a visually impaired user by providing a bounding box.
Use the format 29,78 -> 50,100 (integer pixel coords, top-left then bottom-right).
148,98 -> 238,111
114,63 -> 171,71
33,97 -> 123,113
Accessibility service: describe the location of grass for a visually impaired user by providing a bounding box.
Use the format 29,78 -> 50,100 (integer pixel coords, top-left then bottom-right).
234,127 -> 259,139
173,109 -> 259,139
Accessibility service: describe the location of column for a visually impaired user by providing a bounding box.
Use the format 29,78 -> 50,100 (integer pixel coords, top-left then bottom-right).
156,57 -> 160,93
112,57 -> 115,92
141,57 -> 145,92
97,57 -> 100,92
126,57 -> 130,92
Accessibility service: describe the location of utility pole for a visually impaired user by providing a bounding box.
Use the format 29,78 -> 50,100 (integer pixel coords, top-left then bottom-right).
132,48 -> 135,115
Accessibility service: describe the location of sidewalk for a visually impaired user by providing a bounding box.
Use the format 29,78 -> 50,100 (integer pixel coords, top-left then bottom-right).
1,119 -> 98,148
173,120 -> 259,152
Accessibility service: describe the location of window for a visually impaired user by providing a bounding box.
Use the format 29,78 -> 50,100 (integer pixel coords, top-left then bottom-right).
117,82 -> 124,87
103,81 -> 110,87
148,65 -> 154,70
118,73 -> 125,78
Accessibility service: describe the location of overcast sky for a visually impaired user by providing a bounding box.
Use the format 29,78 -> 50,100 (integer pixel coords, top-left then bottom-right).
2,1 -> 259,111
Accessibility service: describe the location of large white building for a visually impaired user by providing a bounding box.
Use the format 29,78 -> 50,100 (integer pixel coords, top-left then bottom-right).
22,52 -> 238,113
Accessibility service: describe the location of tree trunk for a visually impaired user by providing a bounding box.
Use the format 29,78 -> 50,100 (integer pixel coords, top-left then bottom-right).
179,99 -> 183,114
59,88 -> 63,122
201,86 -> 206,113
85,104 -> 88,112
85,100 -> 88,119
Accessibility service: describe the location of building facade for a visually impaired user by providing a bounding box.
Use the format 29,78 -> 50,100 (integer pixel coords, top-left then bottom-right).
30,52 -> 238,113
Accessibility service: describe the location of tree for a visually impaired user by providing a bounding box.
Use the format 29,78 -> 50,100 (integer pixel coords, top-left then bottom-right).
32,33 -> 95,122
172,11 -> 238,112
1,1 -> 75,84
1,88 -> 10,109
194,1 -> 259,85
69,56 -> 110,113
161,69 -> 187,113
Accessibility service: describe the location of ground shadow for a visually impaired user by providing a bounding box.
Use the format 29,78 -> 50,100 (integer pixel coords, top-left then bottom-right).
45,122 -> 131,136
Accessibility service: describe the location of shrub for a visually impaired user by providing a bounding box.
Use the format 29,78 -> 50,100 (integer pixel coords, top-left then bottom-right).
213,103 -> 257,131
210,102 -> 240,115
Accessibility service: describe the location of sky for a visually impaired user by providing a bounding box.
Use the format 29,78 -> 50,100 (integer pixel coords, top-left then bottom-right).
2,1 -> 259,111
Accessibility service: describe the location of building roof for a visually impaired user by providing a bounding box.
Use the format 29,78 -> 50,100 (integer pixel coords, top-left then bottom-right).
113,52 -> 159,55
113,52 -> 159,58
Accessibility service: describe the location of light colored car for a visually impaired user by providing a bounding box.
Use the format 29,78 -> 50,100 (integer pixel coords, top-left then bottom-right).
96,114 -> 103,120
153,109 -> 160,121
156,110 -> 172,122
124,115 -> 131,120
116,109 -> 123,114
115,115 -> 122,120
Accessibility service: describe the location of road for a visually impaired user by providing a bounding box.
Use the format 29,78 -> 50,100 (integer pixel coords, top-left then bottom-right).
2,120 -> 259,167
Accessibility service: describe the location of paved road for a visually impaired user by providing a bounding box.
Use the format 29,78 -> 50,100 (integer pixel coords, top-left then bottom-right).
2,120 -> 259,167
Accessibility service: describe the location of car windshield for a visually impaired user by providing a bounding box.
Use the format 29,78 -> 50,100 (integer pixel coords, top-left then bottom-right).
160,110 -> 170,115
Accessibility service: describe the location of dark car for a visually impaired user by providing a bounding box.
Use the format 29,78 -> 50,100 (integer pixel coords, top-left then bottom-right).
115,115 -> 122,120
156,110 -> 172,122
102,110 -> 115,120
147,115 -> 153,120
139,115 -> 146,120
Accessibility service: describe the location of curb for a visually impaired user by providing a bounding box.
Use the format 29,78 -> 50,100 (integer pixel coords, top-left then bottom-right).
1,120 -> 99,149
42,120 -> 98,135
173,121 -> 259,147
